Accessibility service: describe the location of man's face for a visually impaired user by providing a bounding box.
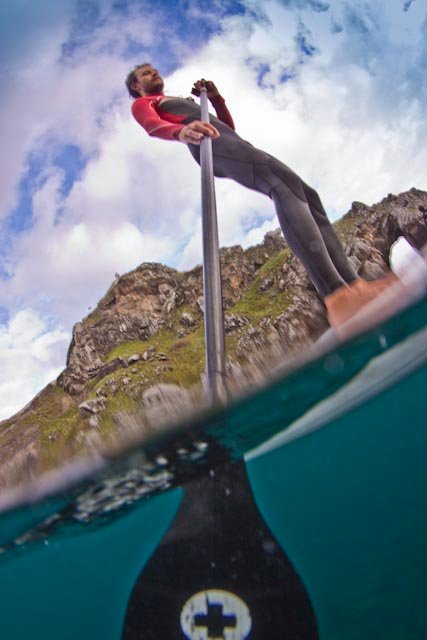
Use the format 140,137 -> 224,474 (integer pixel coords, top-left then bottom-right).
131,65 -> 164,96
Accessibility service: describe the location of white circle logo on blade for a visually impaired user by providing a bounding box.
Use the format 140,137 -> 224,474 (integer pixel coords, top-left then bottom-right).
180,589 -> 252,640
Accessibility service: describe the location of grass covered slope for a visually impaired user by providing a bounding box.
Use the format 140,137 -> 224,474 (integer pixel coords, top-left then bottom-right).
0,188 -> 426,487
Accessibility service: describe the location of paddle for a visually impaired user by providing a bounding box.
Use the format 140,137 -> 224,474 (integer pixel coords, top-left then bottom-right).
121,85 -> 319,639
122,458 -> 318,639
198,82 -> 227,405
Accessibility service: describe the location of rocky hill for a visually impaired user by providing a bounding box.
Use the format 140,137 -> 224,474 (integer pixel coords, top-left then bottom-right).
0,188 -> 426,489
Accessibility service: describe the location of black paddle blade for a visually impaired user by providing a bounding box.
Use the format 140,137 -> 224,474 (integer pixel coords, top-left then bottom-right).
122,460 -> 318,639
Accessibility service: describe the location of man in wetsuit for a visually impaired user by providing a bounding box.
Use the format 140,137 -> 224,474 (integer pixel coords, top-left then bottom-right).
125,63 -> 396,329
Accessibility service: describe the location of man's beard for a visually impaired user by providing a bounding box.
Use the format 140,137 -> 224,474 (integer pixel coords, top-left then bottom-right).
149,78 -> 164,93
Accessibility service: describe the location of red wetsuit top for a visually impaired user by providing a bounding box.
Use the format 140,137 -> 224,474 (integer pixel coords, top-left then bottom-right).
132,93 -> 235,141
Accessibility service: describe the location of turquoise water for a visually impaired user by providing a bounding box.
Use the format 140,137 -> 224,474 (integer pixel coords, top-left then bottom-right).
0,301 -> 426,638
0,489 -> 182,639
249,364 -> 427,639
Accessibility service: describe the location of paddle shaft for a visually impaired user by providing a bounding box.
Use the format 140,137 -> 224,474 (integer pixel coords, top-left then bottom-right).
199,86 -> 227,405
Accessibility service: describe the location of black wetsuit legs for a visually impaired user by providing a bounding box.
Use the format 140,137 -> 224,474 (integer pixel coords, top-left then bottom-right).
254,157 -> 358,296
298,178 -> 359,286
251,158 -> 355,297
188,119 -> 358,298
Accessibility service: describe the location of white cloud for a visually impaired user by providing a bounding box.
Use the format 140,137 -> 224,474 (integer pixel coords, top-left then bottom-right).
0,0 -> 160,220
0,309 -> 69,420
178,222 -> 203,271
1,215 -> 177,325
4,0 -> 426,310
0,9 -> 71,219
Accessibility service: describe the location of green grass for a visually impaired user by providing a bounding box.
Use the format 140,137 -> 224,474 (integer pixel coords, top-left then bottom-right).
232,248 -> 293,319
1,244 -> 302,471
96,392 -> 139,441
39,405 -> 83,468
94,325 -> 206,396
97,250 -> 295,387
104,339 -> 153,362
334,212 -> 360,242
10,385 -> 84,470
0,417 -> 15,431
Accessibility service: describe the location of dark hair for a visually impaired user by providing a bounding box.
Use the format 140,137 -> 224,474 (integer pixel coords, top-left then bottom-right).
125,63 -> 152,99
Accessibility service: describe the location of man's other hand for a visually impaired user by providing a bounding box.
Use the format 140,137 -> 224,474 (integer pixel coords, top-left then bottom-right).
178,120 -> 220,144
191,79 -> 220,99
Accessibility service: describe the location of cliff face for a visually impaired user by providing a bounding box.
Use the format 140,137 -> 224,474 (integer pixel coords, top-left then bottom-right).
57,243 -> 272,396
58,187 -> 427,394
0,188 -> 426,488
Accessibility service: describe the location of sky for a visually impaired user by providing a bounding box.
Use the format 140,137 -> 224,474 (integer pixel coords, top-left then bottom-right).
0,0 -> 426,420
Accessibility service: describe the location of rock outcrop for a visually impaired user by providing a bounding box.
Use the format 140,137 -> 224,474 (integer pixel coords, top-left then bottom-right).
0,188 -> 426,487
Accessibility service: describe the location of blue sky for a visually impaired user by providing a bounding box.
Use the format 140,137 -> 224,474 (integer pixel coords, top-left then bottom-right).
0,0 -> 426,419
